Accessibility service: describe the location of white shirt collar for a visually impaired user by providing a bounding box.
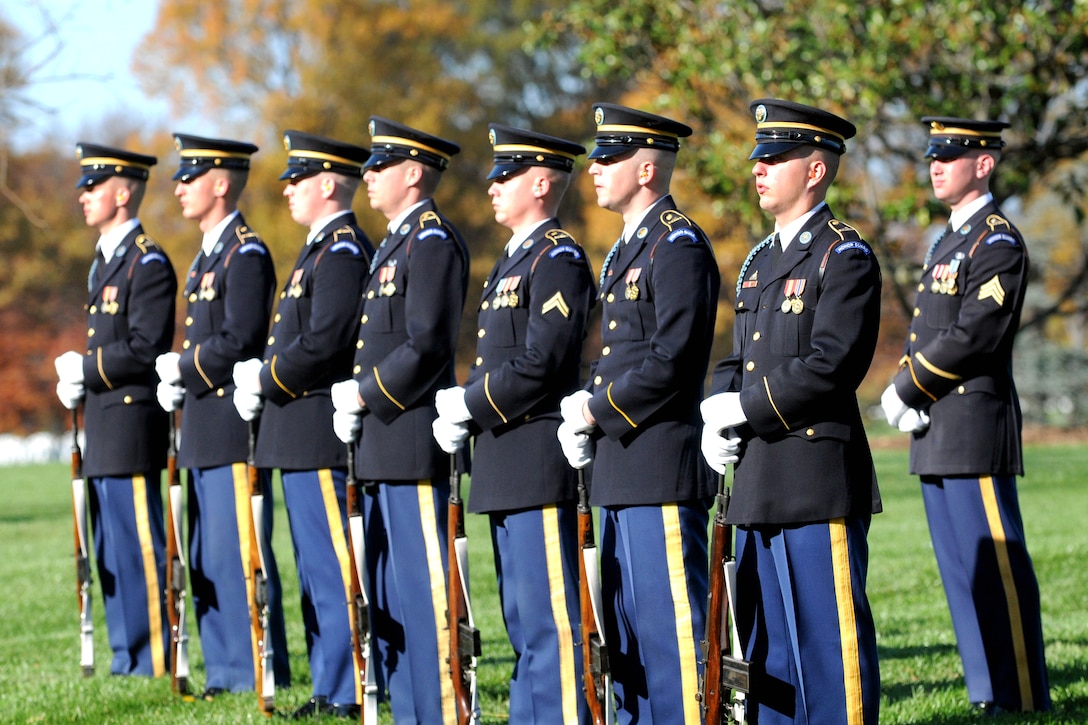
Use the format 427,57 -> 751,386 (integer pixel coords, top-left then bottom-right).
97,218 -> 140,260
622,195 -> 667,243
949,193 -> 993,232
776,202 -> 826,251
201,210 -> 240,256
387,200 -> 428,237
307,210 -> 351,245
505,219 -> 552,257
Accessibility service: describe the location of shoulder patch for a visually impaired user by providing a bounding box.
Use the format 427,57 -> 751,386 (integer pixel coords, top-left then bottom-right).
237,242 -> 268,256
140,252 -> 167,266
416,227 -> 450,241
834,240 -> 872,255
548,244 -> 582,259
985,232 -> 1019,247
666,227 -> 699,244
660,209 -> 694,229
545,229 -> 574,245
329,240 -> 362,256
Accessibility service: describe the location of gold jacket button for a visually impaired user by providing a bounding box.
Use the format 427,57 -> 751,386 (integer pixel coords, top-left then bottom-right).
353,364 -> 362,374
182,340 -> 191,349
87,328 -> 95,337
608,320 -> 617,330
910,332 -> 917,342
918,283 -> 925,292
746,361 -> 755,371
602,346 -> 611,356
185,316 -> 193,326
367,290 -> 375,299
357,340 -> 364,349
189,293 -> 198,303
123,395 -> 133,404
806,428 -> 815,437
216,388 -> 225,397
594,375 -> 602,385
267,336 -> 275,345
913,308 -> 920,317
274,313 -> 281,323
89,305 -> 97,314
606,293 -> 615,303
361,314 -> 368,324
752,331 -> 761,341
478,328 -> 486,338
481,301 -> 490,310
958,385 -> 966,394
475,356 -> 483,366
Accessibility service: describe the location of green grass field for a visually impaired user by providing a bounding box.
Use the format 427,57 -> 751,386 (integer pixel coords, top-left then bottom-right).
0,441 -> 1085,723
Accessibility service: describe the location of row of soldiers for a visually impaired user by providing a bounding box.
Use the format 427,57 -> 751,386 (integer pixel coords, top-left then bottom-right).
54,97 -> 1050,723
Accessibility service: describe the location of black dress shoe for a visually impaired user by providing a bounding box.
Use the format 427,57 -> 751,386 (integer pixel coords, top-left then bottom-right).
291,696 -> 332,719
200,687 -> 226,701
972,701 -> 1006,717
329,702 -> 361,719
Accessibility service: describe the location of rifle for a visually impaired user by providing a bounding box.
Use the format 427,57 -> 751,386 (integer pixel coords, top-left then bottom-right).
164,412 -> 191,695
70,406 -> 94,677
447,452 -> 480,725
245,420 -> 275,716
698,472 -> 750,724
345,443 -> 379,723
576,469 -> 612,725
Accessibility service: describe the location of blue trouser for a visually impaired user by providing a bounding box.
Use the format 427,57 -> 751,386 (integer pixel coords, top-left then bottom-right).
491,504 -> 588,724
89,473 -> 169,676
735,516 -> 880,725
922,474 -> 1050,711
600,502 -> 708,725
188,463 -> 289,691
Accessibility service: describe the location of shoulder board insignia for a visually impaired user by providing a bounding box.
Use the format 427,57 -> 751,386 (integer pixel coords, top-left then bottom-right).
666,227 -> 699,244
985,214 -> 1012,232
660,209 -> 693,229
235,225 -> 259,242
545,229 -> 574,245
417,227 -> 449,241
329,240 -> 362,255
141,252 -> 167,265
985,232 -> 1018,247
237,242 -> 268,255
827,218 -> 860,240
331,226 -> 358,242
548,244 -> 582,259
419,211 -> 442,227
834,240 -> 872,255
134,234 -> 153,253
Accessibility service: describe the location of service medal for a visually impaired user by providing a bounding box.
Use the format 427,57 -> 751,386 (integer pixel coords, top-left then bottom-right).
791,298 -> 804,314
625,284 -> 639,301
381,282 -> 396,297
507,291 -> 519,307
781,298 -> 793,313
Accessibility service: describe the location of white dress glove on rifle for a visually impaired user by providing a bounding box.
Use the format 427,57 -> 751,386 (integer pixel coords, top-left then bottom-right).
333,409 -> 362,444
331,379 -> 363,443
435,386 -> 471,423
156,380 -> 185,412
700,425 -> 742,475
231,359 -> 264,422
432,416 -> 470,454
54,352 -> 85,409
557,420 -> 593,470
700,391 -> 747,431
559,390 -> 594,434
155,352 -> 182,385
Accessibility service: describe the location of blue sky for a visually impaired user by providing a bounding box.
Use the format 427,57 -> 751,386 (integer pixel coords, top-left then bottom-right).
4,1 -> 171,150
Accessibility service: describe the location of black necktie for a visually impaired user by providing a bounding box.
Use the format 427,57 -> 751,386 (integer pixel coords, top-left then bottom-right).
770,232 -> 782,267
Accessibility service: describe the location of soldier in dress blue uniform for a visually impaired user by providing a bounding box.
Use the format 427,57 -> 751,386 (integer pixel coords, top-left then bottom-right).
54,143 -> 175,677
881,118 -> 1050,715
154,134 -> 290,698
431,124 -> 595,724
231,130 -> 374,719
556,103 -> 720,725
701,99 -> 882,724
330,117 -> 468,724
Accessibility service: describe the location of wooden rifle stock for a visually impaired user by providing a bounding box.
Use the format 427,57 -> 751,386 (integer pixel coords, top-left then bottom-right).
345,444 -> 377,723
447,453 -> 480,725
164,412 -> 190,695
245,420 -> 274,716
70,406 -> 94,677
699,472 -> 750,724
577,469 -> 611,724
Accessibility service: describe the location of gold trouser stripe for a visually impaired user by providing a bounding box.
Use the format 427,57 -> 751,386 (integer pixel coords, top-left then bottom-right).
132,474 -> 166,676
318,469 -> 362,703
978,476 -> 1034,710
764,376 -> 790,430
483,372 -> 507,423
662,504 -> 701,724
373,367 -> 405,410
232,462 -> 260,684
605,382 -> 636,428
829,518 -> 865,725
416,482 -> 456,722
541,506 -> 578,723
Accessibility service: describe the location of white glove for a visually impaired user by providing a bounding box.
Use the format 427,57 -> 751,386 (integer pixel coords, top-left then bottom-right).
331,379 -> 363,414
701,424 -> 742,475
557,420 -> 593,470
897,407 -> 931,433
432,416 -> 470,454
559,390 -> 594,434
155,352 -> 181,385
880,383 -> 909,428
233,388 -> 263,421
156,380 -> 186,412
333,409 -> 362,444
55,380 -> 84,410
232,358 -> 263,394
435,386 -> 471,423
55,351 -> 85,385
700,392 -> 746,430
